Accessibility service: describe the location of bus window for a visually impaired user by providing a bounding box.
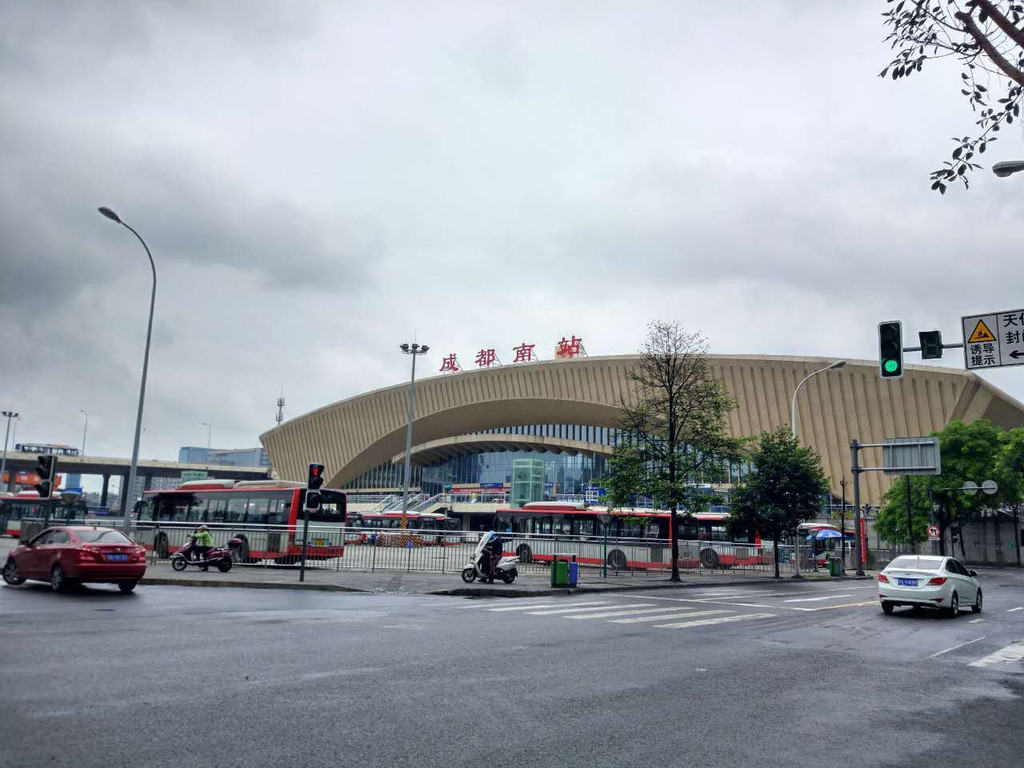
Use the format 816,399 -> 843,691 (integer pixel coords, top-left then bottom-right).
208,498 -> 227,524
159,496 -> 189,522
247,497 -> 270,525
186,497 -> 207,522
137,499 -> 155,522
226,497 -> 247,523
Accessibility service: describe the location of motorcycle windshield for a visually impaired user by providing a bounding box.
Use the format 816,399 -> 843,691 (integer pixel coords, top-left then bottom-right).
474,531 -> 494,558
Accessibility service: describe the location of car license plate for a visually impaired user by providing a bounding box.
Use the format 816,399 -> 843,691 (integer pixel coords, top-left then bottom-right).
897,578 -> 918,587
106,554 -> 129,562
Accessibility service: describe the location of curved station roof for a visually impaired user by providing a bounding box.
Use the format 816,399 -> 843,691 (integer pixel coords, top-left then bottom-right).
260,354 -> 1024,506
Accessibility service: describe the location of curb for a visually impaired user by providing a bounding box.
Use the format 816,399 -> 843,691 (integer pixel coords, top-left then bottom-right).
139,577 -> 370,594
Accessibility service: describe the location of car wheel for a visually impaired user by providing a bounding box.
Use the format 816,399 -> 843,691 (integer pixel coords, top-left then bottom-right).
881,601 -> 894,614
118,581 -> 137,594
699,548 -> 720,569
2,558 -> 26,586
516,544 -> 532,564
50,564 -> 68,593
947,592 -> 959,618
972,590 -> 982,613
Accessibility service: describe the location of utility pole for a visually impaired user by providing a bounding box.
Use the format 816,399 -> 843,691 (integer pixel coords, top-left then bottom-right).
851,439 -> 865,576
905,475 -> 914,554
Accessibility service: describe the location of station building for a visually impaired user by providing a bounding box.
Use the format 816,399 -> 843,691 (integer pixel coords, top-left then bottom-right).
260,354 -> 1024,512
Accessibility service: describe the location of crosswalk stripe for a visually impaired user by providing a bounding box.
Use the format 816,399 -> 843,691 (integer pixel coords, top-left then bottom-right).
655,612 -> 776,629
524,602 -> 618,615
610,609 -> 730,624
564,606 -> 688,620
1007,607 -> 1024,613
783,594 -> 853,603
968,641 -> 1024,668
483,602 -> 570,612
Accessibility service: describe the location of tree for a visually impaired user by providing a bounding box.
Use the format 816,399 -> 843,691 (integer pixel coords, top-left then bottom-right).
880,0 -> 1024,192
876,476 -> 933,549
994,427 -> 1024,565
729,428 -> 830,579
604,321 -> 738,582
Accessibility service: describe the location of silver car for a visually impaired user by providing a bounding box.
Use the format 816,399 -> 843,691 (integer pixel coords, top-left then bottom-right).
878,555 -> 981,616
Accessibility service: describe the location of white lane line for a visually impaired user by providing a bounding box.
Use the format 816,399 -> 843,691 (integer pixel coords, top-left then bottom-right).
927,636 -> 986,659
969,641 -> 1024,668
790,600 -> 879,613
1007,607 -> 1024,613
621,595 -> 774,608
783,594 -> 854,603
655,613 -> 776,629
969,619 -> 985,624
483,602 -> 576,612
611,610 -> 730,624
565,606 -> 690,620
525,602 -> 618,616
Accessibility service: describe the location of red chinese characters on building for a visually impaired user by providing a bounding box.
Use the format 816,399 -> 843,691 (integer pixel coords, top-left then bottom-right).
438,354 -> 460,373
555,335 -> 584,359
512,343 -> 536,363
475,348 -> 498,367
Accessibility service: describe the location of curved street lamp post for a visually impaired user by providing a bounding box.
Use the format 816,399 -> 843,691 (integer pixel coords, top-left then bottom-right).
790,360 -> 846,578
98,207 -> 156,529
1,410 -> 19,493
399,343 -> 429,529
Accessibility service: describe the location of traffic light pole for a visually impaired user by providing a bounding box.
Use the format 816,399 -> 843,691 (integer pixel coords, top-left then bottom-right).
851,440 -> 865,576
299,503 -> 311,582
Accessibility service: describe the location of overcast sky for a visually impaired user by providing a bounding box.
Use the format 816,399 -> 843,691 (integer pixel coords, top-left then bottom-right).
2,1 -> 1022,490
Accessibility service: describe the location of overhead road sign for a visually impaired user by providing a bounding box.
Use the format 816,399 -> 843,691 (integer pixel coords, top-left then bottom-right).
882,437 -> 941,476
962,309 -> 1024,370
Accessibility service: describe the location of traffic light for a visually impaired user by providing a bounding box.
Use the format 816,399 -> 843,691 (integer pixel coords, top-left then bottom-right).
878,321 -> 903,379
306,462 -> 325,510
34,454 -> 57,499
919,330 -> 943,360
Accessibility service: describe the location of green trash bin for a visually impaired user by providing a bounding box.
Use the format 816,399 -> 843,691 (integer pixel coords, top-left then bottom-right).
551,553 -> 571,587
828,559 -> 840,577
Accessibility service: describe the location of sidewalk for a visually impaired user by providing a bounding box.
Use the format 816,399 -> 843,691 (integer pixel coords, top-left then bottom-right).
138,560 -> 874,597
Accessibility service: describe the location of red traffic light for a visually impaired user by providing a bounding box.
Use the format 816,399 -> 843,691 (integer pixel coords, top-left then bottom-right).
307,463 -> 325,491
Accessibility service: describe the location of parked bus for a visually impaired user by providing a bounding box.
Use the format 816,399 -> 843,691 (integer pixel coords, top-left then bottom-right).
493,502 -> 769,570
1,491 -> 90,539
347,510 -> 459,531
133,480 -> 347,563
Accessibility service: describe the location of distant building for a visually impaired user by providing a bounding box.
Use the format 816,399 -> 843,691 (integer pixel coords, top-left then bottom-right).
178,446 -> 271,468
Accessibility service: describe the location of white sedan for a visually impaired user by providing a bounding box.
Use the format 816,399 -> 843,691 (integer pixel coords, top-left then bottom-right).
878,555 -> 981,616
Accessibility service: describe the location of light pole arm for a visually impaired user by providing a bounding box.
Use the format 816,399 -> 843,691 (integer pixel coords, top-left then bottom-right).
791,364 -> 839,439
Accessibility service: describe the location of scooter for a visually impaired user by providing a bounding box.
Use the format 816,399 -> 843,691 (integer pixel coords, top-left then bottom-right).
170,535 -> 240,573
461,531 -> 519,584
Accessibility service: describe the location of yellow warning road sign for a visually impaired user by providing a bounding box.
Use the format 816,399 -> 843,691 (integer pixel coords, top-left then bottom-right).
968,319 -> 996,344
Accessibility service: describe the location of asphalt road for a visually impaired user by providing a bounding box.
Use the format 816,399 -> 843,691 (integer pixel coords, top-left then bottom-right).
2,571 -> 1023,768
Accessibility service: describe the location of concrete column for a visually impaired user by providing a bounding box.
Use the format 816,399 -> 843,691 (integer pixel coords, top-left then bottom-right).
100,474 -> 110,507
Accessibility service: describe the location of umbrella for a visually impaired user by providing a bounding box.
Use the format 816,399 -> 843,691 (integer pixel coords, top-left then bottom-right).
810,528 -> 842,540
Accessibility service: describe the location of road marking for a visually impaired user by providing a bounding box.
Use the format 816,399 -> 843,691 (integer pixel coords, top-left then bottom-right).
655,613 -> 776,629
565,606 -> 692,620
625,595 -> 774,608
788,600 -> 879,613
927,636 -> 986,659
783,594 -> 854,603
611,610 -> 730,624
969,641 -> 1024,668
969,618 -> 985,624
482,602 -> 575,612
1008,607 -> 1024,613
525,602 -> 618,615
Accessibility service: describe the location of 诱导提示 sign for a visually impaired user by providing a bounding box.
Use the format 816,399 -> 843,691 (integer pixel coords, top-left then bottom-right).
962,309 -> 1024,370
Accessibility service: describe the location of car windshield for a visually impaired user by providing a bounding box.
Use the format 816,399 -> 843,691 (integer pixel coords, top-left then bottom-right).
888,556 -> 943,571
75,529 -> 133,545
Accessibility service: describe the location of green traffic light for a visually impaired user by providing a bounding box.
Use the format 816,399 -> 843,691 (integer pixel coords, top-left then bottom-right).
884,359 -> 899,373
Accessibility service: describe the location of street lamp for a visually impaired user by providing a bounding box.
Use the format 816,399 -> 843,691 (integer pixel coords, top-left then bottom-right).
202,422 -> 212,455
98,206 -> 156,529
993,161 -> 1024,178
399,342 -> 429,529
1,410 -> 19,493
790,360 -> 846,578
80,410 -> 88,455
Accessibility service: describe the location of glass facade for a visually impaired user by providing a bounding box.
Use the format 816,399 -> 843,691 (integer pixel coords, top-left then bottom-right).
342,423 -> 754,496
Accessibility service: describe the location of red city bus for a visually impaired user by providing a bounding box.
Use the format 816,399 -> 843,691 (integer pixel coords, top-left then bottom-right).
1,491 -> 90,538
493,502 -> 769,570
134,480 -> 347,563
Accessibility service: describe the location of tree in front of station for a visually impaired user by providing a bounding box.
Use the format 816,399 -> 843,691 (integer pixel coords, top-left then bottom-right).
728,428 -> 830,580
875,420 -> 1009,557
603,321 -> 737,582
994,427 -> 1024,565
879,0 -> 1023,192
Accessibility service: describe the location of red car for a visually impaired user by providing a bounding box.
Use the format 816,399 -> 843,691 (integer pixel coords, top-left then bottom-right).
2,526 -> 147,593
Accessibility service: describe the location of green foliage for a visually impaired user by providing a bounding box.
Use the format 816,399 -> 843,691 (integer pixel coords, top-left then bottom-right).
729,428 -> 830,577
879,1 -> 1024,192
877,477 -> 933,546
995,427 -> 1024,513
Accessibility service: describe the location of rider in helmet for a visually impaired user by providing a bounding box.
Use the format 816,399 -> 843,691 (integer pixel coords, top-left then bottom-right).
191,524 -> 215,565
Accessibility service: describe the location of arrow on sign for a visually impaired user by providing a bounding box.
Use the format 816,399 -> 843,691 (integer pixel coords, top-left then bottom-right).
1011,350 -> 1024,359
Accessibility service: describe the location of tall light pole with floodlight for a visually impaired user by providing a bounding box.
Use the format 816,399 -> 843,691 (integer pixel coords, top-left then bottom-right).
993,161 -> 1024,178
80,410 -> 88,455
1,410 -> 19,493
98,206 -> 156,528
399,342 -> 429,528
202,422 -> 212,455
790,360 -> 846,577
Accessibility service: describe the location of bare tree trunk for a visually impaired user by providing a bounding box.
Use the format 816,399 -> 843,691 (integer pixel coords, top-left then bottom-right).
669,503 -> 679,582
